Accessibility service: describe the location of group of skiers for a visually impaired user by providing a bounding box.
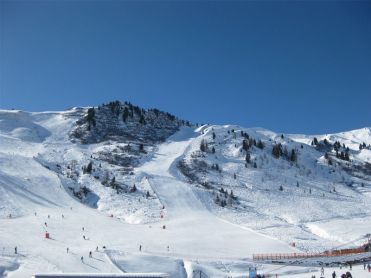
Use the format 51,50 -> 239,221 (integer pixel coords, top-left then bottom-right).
309,262 -> 371,278
78,247 -> 103,263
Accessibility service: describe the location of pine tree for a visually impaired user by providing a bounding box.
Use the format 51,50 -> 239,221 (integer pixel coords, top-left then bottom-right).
313,137 -> 318,145
215,164 -> 219,171
242,139 -> 249,151
122,107 -> 129,122
139,115 -> 146,125
272,143 -> 282,158
110,176 -> 116,188
200,139 -> 208,152
344,152 -> 350,161
85,161 -> 93,174
245,152 -> 251,163
257,140 -> 264,149
130,184 -> 137,193
290,149 -> 297,162
86,108 -> 96,128
215,195 -> 220,204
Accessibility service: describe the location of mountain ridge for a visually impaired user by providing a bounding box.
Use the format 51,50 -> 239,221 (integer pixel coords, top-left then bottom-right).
0,101 -> 370,277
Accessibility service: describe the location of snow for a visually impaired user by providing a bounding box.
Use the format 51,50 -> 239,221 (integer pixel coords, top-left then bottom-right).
0,109 -> 370,277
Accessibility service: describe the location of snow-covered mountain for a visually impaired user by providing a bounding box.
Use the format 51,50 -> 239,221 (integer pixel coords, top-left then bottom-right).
0,101 -> 370,277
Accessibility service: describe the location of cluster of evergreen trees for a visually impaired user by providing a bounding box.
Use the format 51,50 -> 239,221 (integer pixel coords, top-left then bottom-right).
91,100 -> 182,127
242,138 -> 264,151
82,161 -> 93,174
359,142 -> 371,150
333,141 -> 350,161
311,137 -> 319,146
272,143 -> 297,162
72,186 -> 92,201
215,187 -> 237,207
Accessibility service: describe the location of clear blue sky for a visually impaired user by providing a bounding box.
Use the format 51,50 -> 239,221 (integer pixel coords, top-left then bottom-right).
1,1 -> 370,134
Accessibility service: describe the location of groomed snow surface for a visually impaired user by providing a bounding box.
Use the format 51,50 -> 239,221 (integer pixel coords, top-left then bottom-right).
0,110 -> 370,277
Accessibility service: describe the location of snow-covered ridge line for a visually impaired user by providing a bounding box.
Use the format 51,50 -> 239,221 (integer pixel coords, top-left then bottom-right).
0,103 -> 370,277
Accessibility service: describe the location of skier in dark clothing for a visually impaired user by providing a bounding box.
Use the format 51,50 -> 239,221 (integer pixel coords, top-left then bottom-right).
89,251 -> 92,258
332,271 -> 336,278
14,246 -> 17,254
81,256 -> 84,262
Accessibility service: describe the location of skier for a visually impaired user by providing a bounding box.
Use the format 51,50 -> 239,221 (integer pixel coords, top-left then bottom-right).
167,245 -> 169,252
332,271 -> 336,278
66,247 -> 69,253
89,251 -> 92,258
96,246 -> 98,252
349,263 -> 352,270
62,214 -> 64,219
14,246 -> 17,254
48,215 -> 50,219
368,264 -> 371,272
81,256 -> 84,262
139,245 -> 142,252
82,227 -> 84,231
83,235 -> 85,240
45,222 -> 47,227
320,267 -> 324,276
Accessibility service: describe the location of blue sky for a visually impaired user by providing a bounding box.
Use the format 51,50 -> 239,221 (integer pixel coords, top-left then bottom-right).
1,1 -> 370,134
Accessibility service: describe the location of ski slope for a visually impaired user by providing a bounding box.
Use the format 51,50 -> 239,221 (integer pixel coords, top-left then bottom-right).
138,127 -> 295,258
0,108 -> 370,277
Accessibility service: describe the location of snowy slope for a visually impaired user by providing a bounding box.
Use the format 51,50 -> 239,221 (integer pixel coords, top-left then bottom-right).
178,125 -> 371,253
0,106 -> 370,277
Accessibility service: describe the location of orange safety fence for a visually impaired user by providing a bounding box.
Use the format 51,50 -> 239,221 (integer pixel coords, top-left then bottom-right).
253,248 -> 368,261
